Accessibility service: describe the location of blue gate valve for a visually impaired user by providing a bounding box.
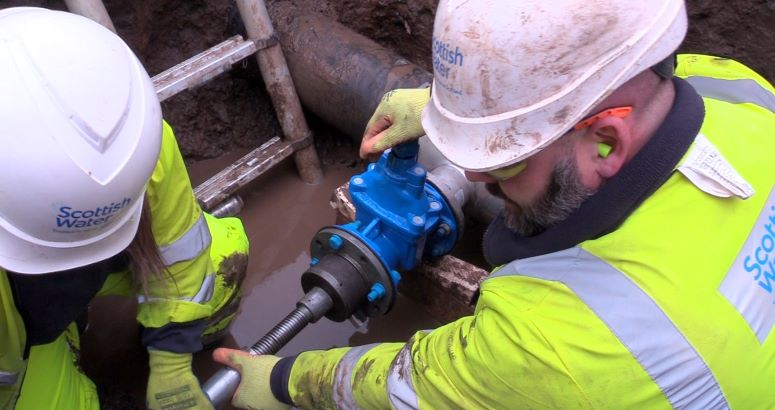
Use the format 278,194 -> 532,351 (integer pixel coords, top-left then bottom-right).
204,140 -> 462,407
302,139 -> 459,320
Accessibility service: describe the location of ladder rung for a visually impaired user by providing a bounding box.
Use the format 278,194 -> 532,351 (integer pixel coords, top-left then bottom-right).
194,136 -> 295,210
152,35 -> 257,102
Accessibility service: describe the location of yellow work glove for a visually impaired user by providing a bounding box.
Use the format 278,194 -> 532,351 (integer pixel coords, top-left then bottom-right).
146,350 -> 214,410
360,87 -> 431,160
212,348 -> 288,410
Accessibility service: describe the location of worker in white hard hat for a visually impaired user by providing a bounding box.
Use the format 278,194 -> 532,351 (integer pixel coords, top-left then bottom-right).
0,7 -> 249,410
213,0 -> 775,409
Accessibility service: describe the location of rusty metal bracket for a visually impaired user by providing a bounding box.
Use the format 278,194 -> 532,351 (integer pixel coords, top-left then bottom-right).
252,32 -> 279,50
289,130 -> 314,151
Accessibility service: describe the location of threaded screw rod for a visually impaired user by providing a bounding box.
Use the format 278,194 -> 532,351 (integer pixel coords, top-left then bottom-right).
204,287 -> 334,408
249,304 -> 313,355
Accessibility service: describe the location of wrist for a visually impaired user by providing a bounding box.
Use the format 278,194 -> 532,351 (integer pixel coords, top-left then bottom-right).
270,356 -> 298,405
148,349 -> 192,362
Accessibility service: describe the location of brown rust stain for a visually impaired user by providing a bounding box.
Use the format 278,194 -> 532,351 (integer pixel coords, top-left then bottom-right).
551,12 -> 619,68
216,252 -> 248,288
573,12 -> 619,45
389,337 -> 415,381
458,325 -> 468,349
293,364 -> 338,410
520,11 -> 531,25
66,334 -> 84,373
550,105 -> 572,126
334,360 -> 350,408
479,63 -> 497,111
525,131 -> 543,147
352,357 -> 376,388
515,9 -> 621,82
485,133 -> 518,155
462,30 -> 480,40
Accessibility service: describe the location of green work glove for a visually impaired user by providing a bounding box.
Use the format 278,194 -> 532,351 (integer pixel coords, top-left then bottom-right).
360,87 -> 431,160
146,350 -> 214,410
212,348 -> 288,410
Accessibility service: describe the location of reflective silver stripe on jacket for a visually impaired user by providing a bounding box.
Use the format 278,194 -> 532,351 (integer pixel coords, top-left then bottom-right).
0,370 -> 18,385
331,343 -> 421,410
685,76 -> 775,113
159,214 -> 211,266
136,273 -> 214,304
386,342 -> 420,410
492,247 -> 730,410
190,273 -> 214,303
332,344 -> 377,410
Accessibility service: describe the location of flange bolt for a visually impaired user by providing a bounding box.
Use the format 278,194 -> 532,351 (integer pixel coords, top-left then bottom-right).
367,283 -> 386,302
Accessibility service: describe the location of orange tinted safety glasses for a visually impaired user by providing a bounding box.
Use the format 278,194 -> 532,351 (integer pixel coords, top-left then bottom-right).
485,106 -> 632,181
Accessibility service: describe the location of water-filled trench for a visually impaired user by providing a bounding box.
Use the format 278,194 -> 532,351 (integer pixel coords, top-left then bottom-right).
80,150 -> 441,409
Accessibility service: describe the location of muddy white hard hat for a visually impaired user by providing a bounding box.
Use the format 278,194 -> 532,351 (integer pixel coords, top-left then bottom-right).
0,8 -> 162,273
421,0 -> 688,172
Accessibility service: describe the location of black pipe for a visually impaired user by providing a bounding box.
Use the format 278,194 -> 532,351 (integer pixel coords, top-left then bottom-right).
269,5 -> 432,141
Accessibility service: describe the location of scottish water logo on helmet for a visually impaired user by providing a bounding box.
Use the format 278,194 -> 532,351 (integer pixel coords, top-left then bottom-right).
0,8 -> 161,274
421,0 -> 688,173
55,198 -> 134,232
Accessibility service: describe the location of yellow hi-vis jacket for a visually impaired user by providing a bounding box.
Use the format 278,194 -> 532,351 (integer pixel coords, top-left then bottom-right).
281,55 -> 775,409
0,121 -> 248,410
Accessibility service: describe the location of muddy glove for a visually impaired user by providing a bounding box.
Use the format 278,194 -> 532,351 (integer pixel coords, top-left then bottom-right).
360,87 -> 431,160
147,350 -> 214,410
212,348 -> 288,410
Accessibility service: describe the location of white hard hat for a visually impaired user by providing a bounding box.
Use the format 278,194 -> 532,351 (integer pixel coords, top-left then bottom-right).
0,7 -> 162,274
421,0 -> 688,172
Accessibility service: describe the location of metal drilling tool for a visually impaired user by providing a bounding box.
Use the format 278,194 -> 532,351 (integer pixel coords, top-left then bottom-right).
203,140 -> 462,407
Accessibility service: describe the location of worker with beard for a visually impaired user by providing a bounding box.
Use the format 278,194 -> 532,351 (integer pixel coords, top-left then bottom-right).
213,0 -> 775,409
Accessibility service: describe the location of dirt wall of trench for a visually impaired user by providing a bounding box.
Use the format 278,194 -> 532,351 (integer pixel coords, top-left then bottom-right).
1,0 -> 772,162
1,2 -> 772,408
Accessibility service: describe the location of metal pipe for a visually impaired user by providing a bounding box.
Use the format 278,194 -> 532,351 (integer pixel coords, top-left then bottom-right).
208,195 -> 244,218
418,137 -> 503,224
268,5 -> 432,140
269,8 -> 502,225
63,0 -> 116,33
235,0 -> 323,185
204,287 -> 334,407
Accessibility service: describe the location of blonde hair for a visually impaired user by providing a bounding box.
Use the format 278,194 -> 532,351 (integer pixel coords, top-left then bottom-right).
125,195 -> 170,295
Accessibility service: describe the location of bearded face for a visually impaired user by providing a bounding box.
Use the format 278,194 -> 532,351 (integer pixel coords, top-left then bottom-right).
486,158 -> 594,236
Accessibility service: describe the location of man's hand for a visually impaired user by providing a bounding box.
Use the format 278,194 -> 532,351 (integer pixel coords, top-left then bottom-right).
212,348 -> 289,410
360,87 -> 431,161
146,350 -> 214,410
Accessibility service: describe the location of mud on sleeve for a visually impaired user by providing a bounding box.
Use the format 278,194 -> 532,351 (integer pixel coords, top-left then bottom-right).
289,281 -> 602,410
136,121 -> 214,331
287,344 -> 404,410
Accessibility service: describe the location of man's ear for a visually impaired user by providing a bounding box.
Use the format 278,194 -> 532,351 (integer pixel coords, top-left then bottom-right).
586,116 -> 631,179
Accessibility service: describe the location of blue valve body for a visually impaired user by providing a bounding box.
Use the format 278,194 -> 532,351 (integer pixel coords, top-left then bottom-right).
340,140 -> 458,296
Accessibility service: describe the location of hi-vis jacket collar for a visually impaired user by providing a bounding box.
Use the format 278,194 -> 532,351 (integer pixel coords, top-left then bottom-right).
484,77 -> 704,266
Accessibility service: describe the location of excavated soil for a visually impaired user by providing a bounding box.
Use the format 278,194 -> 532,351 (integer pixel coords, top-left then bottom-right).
3,0 -> 771,160
2,1 -> 774,409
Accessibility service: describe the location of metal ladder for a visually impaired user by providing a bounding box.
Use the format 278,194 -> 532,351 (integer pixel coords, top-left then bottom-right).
63,0 -> 323,213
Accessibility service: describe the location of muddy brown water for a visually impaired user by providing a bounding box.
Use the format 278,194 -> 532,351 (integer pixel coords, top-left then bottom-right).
80,152 -> 441,409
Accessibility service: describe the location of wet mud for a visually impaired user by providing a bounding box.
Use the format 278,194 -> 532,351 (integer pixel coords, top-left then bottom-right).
4,1 -> 774,408
81,143 -> 440,409
3,0 -> 771,162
